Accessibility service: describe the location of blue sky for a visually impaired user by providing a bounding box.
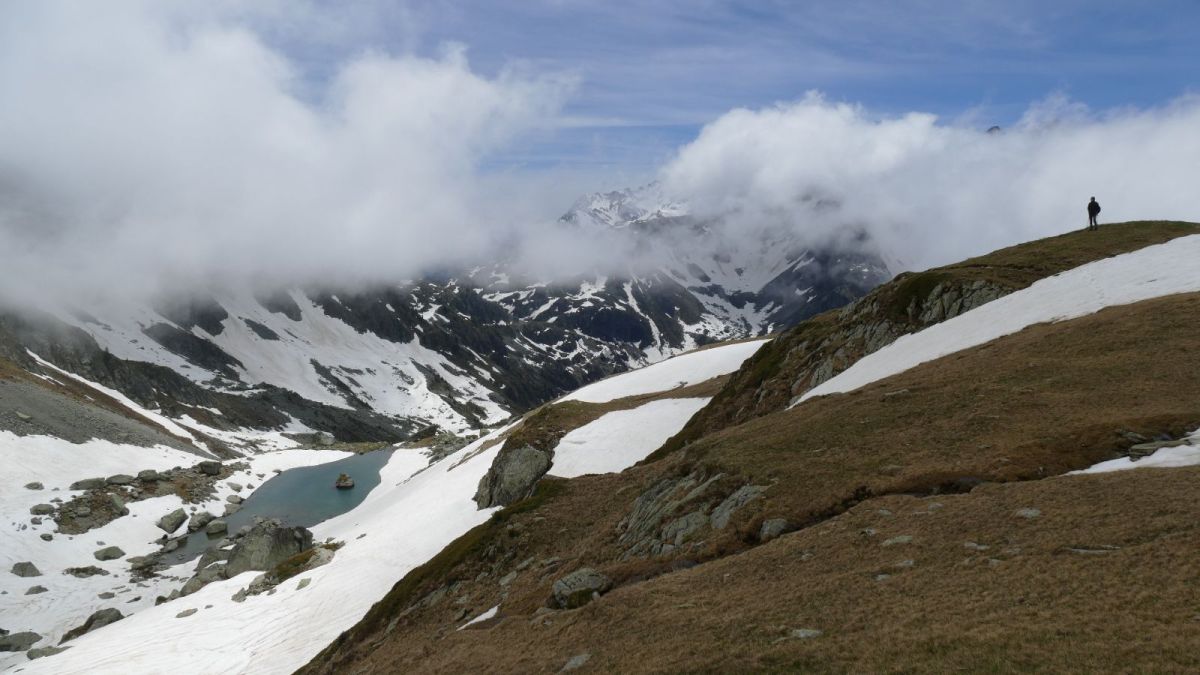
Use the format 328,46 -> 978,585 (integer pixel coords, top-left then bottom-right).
269,0 -> 1200,175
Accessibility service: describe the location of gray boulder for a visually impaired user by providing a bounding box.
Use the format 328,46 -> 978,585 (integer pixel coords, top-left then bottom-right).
759,518 -> 790,542
0,631 -> 42,652
25,585 -> 48,595
224,519 -> 313,577
27,645 -> 70,659
551,568 -> 613,609
24,482 -> 43,490
61,608 -> 123,643
314,431 -> 335,446
206,519 -> 228,536
137,469 -> 162,481
196,461 -> 222,476
108,493 -> 129,517
473,444 -> 552,509
11,562 -> 42,577
69,477 -> 106,491
157,508 -> 187,533
188,511 -> 216,532
106,474 -> 134,485
29,504 -> 54,516
63,566 -> 109,578
93,546 -> 125,561
226,494 -> 243,504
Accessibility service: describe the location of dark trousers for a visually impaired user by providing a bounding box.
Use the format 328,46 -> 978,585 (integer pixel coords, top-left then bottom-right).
1088,214 -> 1098,230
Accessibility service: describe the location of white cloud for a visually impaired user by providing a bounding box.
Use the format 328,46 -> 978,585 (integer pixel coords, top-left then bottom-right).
0,2 -> 572,305
661,92 -> 1200,271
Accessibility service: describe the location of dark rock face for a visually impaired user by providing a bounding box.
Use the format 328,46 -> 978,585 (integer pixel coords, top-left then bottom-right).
473,445 -> 552,509
11,561 -> 41,577
551,568 -> 613,609
0,631 -> 43,652
61,608 -> 124,643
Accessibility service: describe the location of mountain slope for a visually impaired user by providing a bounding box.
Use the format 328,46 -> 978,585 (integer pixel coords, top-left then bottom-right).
296,223 -> 1200,674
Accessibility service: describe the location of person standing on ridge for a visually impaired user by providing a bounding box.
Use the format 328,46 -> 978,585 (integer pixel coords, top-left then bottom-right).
1087,197 -> 1101,231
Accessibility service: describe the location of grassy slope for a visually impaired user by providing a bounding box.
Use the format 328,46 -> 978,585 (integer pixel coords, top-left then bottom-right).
302,224 -> 1200,673
664,221 -> 1200,455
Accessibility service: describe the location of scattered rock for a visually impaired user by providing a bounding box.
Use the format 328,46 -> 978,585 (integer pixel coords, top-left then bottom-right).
1014,508 -> 1041,520
188,511 -> 216,533
175,609 -> 197,618
759,518 -> 790,542
106,474 -> 134,486
63,566 -> 109,578
15,410 -> 32,422
499,571 -> 518,587
39,533 -> 52,542
227,482 -> 243,492
223,503 -> 243,517
226,494 -> 243,504
296,578 -> 311,590
24,482 -> 43,491
196,461 -> 222,476
790,628 -> 823,639
30,517 -> 42,525
157,508 -> 187,533
314,431 -> 335,446
474,444 -> 552,508
98,592 -> 116,599
561,653 -> 591,672
68,478 -> 106,491
137,469 -> 161,482
711,485 -> 765,530
0,631 -> 43,652
27,645 -> 70,659
29,504 -> 54,516
881,535 -> 913,547
61,608 -> 123,642
552,568 -> 612,609
206,519 -> 228,536
93,546 -> 125,561
964,541 -> 990,551
24,586 -> 48,595
12,562 -> 42,577
108,493 -> 129,517
75,507 -> 92,517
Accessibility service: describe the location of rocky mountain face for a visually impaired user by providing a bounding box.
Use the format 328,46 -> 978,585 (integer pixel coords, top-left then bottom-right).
0,185 -> 889,451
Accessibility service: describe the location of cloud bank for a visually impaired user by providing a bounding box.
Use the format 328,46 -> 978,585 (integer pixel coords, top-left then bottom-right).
661,92 -> 1200,271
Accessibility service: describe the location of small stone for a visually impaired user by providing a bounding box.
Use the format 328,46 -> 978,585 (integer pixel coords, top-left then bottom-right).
759,518 -> 790,542
157,508 -> 187,533
98,592 -> 116,599
39,533 -> 52,541
68,478 -> 106,491
551,568 -> 612,609
881,535 -> 913,546
106,474 -> 134,485
15,410 -> 32,422
25,585 -> 48,595
1014,508 -> 1041,519
964,542 -> 990,551
223,503 -> 242,516
27,645 -> 70,659
93,546 -> 125,561
225,494 -> 243,504
227,482 -> 243,492
11,562 -> 42,578
30,517 -> 42,525
187,511 -> 216,533
196,461 -> 222,476
63,566 -> 109,578
790,628 -> 823,639
137,469 -> 161,482
61,608 -> 123,642
175,608 -> 197,618
29,504 -> 54,516
894,559 -> 915,568
296,578 -> 311,590
24,482 -> 44,491
499,571 -> 518,586
561,653 -> 591,671
75,507 -> 92,517
206,519 -> 228,536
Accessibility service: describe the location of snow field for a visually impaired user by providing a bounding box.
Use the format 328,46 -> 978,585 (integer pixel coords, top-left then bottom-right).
561,339 -> 768,403
798,235 -> 1200,404
549,398 -> 711,478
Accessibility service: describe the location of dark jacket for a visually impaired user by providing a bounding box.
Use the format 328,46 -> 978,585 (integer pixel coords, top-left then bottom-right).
1088,201 -> 1101,216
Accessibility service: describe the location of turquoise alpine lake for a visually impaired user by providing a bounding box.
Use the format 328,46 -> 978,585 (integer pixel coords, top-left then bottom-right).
168,449 -> 395,564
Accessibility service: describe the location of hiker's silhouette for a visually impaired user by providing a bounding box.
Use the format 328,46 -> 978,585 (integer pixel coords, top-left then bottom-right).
1087,197 -> 1101,231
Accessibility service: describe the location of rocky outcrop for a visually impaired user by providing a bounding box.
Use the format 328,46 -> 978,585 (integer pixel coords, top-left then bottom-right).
474,445 -> 552,509
179,518 -> 315,597
60,608 -> 123,643
188,510 -> 216,532
551,568 -> 612,609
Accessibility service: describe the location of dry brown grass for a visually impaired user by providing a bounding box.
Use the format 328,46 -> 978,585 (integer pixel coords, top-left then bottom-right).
304,291 -> 1200,674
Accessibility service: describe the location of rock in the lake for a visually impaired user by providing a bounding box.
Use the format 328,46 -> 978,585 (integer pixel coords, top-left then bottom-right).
551,568 -> 612,609
206,519 -> 228,536
24,482 -> 43,491
223,519 -> 313,578
157,508 -> 187,533
0,631 -> 43,652
93,546 -> 125,561
225,494 -> 243,504
335,473 -> 355,489
29,504 -> 54,516
11,562 -> 42,577
61,608 -> 123,642
196,460 -> 222,476
188,511 -> 216,532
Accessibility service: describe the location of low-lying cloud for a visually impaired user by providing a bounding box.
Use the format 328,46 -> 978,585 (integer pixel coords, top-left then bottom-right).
2,4 -> 1199,312
662,92 -> 1200,271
